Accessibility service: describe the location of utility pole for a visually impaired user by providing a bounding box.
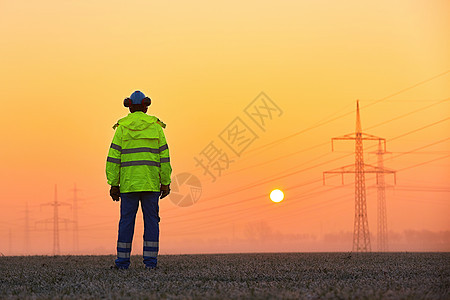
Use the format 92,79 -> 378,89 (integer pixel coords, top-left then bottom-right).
323,101 -> 396,252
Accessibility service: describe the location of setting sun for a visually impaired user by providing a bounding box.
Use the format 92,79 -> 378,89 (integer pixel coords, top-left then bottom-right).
270,189 -> 284,203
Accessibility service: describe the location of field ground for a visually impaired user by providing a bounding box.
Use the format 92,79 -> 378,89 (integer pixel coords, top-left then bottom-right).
0,253 -> 448,299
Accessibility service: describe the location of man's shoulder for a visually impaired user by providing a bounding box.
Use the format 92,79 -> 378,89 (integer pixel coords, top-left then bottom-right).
112,114 -> 129,130
146,114 -> 166,129
155,118 -> 166,129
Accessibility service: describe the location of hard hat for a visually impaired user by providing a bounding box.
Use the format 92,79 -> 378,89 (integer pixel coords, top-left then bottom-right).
124,90 -> 151,107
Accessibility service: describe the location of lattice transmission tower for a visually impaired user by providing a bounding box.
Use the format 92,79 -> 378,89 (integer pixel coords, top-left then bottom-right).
375,140 -> 392,252
38,185 -> 71,255
71,184 -> 82,253
323,101 -> 395,252
24,202 -> 30,254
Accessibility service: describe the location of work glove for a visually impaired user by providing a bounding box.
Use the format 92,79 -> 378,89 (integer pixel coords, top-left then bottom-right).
160,184 -> 170,199
110,186 -> 120,201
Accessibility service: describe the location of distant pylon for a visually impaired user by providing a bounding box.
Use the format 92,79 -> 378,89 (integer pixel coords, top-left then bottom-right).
40,185 -> 71,255
9,228 -> 12,255
376,140 -> 389,252
53,185 -> 60,255
323,101 -> 396,252
24,202 -> 30,254
71,183 -> 80,253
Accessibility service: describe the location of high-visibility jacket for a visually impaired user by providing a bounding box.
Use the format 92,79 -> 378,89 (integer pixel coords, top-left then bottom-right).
106,111 -> 172,193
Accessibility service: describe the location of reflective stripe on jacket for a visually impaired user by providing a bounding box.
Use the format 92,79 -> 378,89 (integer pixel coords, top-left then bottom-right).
106,112 -> 172,193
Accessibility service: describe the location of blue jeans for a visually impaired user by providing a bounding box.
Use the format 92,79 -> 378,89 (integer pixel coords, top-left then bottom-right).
115,191 -> 160,269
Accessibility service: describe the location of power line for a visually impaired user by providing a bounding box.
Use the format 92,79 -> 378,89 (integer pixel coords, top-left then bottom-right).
237,154 -> 450,229
363,70 -> 450,109
393,186 -> 450,192
246,69 -> 449,157
225,97 -> 449,178
162,135 -> 448,234
165,185 -> 349,236
163,123 -> 450,234
264,156 -> 450,226
397,154 -> 450,172
365,98 -> 450,131
185,71 -> 450,174
166,177 -> 381,236
188,115 -> 449,212
162,143 -> 448,233
186,97 -> 449,205
168,152 -> 450,236
384,138 -> 450,163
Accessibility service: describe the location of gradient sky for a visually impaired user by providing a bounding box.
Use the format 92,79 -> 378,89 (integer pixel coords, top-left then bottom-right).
0,0 -> 449,255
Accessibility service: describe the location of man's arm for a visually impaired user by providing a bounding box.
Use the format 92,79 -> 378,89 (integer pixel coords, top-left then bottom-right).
106,126 -> 123,188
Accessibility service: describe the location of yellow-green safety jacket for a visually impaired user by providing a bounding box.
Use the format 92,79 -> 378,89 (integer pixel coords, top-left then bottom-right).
106,112 -> 172,193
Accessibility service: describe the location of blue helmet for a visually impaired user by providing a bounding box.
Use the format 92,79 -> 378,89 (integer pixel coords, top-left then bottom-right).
124,90 -> 151,107
130,91 -> 146,104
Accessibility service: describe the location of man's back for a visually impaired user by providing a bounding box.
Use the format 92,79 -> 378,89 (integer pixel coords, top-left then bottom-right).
106,111 -> 171,193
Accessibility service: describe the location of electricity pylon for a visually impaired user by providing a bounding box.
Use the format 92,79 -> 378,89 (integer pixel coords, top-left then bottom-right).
38,185 -> 71,255
375,140 -> 389,252
71,184 -> 82,253
323,101 -> 396,252
368,139 -> 396,251
9,229 -> 12,255
24,202 -> 30,254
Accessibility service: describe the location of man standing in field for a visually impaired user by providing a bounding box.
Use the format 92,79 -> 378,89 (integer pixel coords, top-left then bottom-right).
106,90 -> 172,270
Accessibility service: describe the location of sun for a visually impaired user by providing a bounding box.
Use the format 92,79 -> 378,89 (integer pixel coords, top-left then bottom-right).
270,189 -> 284,203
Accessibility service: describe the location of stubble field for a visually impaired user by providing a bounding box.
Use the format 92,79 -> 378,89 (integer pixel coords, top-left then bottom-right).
0,253 -> 448,299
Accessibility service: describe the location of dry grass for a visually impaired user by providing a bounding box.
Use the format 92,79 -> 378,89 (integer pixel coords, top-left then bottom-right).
0,253 -> 448,299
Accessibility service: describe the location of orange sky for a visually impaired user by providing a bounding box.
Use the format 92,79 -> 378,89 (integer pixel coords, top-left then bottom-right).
0,0 -> 449,255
